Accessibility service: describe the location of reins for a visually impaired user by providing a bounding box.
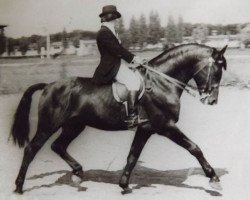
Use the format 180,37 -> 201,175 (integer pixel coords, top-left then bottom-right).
141,57 -> 214,98
141,64 -> 197,97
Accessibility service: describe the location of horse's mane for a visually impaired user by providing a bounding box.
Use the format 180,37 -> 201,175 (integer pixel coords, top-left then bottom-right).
148,43 -> 212,66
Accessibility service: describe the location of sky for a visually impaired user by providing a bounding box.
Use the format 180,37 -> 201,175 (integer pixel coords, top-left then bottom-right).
0,0 -> 250,38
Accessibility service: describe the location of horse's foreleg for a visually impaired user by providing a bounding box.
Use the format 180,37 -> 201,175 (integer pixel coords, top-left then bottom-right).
119,126 -> 152,193
14,130 -> 53,194
158,122 -> 221,189
51,122 -> 85,178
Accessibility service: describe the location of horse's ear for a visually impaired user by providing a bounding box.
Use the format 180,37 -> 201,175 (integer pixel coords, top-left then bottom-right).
212,47 -> 227,70
212,48 -> 219,59
212,45 -> 227,59
219,45 -> 228,56
219,45 -> 227,70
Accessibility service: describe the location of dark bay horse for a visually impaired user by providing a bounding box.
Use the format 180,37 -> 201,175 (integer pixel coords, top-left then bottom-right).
11,43 -> 227,194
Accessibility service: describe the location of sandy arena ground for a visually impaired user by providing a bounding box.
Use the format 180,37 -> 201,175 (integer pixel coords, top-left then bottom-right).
0,50 -> 250,200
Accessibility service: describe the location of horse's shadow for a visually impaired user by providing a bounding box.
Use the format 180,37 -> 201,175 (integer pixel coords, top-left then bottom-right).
26,164 -> 228,196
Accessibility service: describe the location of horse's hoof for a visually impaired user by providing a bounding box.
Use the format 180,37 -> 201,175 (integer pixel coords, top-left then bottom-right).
74,170 -> 84,179
209,177 -> 222,190
71,174 -> 82,184
121,187 -> 132,195
14,188 -> 23,194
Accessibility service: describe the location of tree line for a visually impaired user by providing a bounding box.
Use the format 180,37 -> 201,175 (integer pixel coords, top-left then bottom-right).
0,11 -> 249,55
1,30 -> 97,55
117,12 -> 245,48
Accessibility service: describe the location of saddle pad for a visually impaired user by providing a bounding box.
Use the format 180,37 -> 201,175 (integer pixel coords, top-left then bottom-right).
112,71 -> 145,103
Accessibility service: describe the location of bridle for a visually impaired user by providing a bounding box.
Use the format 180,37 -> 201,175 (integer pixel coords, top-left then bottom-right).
141,57 -> 215,97
193,57 -> 215,94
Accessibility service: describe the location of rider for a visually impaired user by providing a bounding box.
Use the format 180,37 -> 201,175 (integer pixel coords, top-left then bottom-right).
93,5 -> 145,128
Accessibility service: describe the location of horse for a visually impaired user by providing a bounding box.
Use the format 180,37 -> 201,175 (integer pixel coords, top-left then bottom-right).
11,43 -> 227,194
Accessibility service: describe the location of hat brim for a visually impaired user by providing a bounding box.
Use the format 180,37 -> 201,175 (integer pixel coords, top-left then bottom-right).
99,11 -> 121,18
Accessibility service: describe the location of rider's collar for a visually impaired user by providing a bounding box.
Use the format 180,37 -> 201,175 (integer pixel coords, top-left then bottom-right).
102,22 -> 116,36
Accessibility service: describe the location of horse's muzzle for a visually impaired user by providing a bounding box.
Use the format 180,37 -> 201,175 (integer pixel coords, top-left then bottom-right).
200,93 -> 218,105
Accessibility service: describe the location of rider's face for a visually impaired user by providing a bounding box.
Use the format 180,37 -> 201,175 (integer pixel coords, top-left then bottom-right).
113,19 -> 119,28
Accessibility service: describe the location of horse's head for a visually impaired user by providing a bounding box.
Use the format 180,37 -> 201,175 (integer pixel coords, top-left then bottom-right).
193,45 -> 227,105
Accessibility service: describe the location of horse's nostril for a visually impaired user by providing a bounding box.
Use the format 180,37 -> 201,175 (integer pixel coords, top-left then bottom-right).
200,98 -> 206,104
210,99 -> 217,105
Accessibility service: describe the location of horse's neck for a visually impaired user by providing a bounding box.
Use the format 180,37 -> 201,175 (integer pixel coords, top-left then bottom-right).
146,45 -> 211,96
151,55 -> 196,88
154,46 -> 211,80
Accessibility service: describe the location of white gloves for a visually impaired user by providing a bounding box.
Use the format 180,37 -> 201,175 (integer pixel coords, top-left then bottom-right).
131,56 -> 147,67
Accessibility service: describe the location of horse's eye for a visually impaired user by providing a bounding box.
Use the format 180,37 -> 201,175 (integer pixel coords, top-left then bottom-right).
199,88 -> 206,93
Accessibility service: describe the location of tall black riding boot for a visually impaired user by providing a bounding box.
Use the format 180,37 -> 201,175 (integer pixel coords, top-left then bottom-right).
124,91 -> 139,128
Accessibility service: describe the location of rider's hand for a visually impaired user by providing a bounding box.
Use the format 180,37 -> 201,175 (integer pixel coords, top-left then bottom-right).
142,59 -> 148,65
132,56 -> 145,66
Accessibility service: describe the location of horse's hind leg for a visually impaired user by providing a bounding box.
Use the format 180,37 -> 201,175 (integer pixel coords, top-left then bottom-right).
158,122 -> 221,190
51,120 -> 85,178
15,128 -> 53,194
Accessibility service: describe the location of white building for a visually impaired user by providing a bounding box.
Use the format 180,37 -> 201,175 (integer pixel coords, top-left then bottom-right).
183,33 -> 241,48
239,23 -> 250,48
77,40 -> 98,56
205,34 -> 240,48
50,41 -> 64,55
65,43 -> 76,55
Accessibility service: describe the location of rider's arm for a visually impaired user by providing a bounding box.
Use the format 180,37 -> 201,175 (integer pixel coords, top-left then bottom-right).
98,31 -> 134,63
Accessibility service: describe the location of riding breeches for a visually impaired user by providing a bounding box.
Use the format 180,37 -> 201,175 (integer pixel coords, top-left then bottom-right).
115,62 -> 141,91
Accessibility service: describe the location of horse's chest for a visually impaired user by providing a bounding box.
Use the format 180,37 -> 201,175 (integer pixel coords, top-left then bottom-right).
156,92 -> 179,110
151,95 -> 180,121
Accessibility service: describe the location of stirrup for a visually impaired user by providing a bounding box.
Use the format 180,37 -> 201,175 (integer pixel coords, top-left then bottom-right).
124,115 -> 149,128
124,115 -> 139,128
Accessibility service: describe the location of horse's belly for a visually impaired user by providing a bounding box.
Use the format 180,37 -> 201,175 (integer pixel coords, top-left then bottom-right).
77,100 -> 128,131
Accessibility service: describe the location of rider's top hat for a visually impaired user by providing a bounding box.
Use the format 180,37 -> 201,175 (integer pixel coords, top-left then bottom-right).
99,5 -> 121,19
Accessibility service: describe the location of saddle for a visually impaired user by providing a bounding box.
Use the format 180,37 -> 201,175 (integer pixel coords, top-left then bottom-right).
112,71 -> 145,103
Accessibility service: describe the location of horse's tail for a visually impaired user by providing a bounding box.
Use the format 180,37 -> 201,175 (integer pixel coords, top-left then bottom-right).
10,83 -> 47,148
